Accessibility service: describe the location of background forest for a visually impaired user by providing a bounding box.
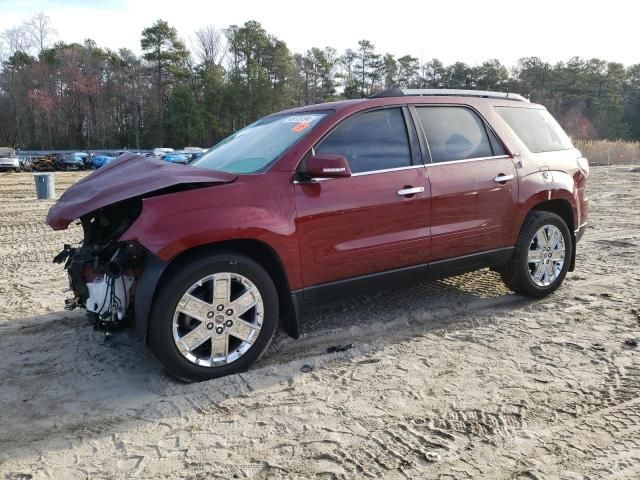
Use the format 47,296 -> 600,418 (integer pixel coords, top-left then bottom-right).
1,14 -> 639,150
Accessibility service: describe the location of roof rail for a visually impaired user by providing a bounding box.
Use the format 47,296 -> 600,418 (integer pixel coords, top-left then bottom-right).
368,88 -> 529,102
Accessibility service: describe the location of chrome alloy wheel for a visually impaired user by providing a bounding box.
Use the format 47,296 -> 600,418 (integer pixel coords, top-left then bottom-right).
172,273 -> 264,367
527,225 -> 566,287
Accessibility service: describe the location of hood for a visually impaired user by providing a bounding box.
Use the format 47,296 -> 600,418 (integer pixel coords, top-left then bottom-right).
47,152 -> 238,230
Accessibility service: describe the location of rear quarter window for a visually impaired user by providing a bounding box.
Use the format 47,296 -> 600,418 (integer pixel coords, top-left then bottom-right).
495,106 -> 573,153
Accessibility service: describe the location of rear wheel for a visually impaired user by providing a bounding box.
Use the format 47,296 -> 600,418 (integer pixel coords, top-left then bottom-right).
501,211 -> 572,297
148,252 -> 278,382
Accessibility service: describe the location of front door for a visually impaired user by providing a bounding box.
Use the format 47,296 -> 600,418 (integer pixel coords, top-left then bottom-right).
294,107 -> 431,290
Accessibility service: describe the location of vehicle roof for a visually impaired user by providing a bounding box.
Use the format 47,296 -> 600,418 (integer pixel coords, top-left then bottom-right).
279,93 -> 543,116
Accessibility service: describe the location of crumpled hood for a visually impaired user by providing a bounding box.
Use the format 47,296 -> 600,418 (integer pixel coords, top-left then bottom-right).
47,152 -> 237,230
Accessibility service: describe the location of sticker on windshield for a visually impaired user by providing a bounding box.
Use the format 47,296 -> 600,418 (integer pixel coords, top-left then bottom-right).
291,123 -> 310,132
282,115 -> 320,124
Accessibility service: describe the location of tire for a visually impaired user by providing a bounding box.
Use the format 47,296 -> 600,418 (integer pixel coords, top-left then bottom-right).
148,251 -> 279,382
500,211 -> 572,297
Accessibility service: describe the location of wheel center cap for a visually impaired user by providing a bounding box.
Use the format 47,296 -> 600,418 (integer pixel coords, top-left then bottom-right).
215,314 -> 225,324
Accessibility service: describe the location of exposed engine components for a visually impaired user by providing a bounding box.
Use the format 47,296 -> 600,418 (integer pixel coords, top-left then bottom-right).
54,202 -> 146,331
86,272 -> 134,321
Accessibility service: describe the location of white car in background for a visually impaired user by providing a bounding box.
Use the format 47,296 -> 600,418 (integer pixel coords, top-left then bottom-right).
153,147 -> 174,156
0,147 -> 20,172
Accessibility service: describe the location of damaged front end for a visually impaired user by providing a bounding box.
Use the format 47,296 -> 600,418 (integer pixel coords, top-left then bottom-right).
47,153 -> 240,334
54,198 -> 145,330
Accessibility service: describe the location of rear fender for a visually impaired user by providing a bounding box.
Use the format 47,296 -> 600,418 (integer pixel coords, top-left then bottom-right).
515,170 -> 580,271
514,170 -> 579,242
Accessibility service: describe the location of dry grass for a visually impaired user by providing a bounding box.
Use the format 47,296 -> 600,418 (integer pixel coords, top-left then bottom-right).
574,139 -> 640,165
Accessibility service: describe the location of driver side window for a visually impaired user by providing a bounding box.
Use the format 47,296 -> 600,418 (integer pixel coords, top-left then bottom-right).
315,108 -> 411,174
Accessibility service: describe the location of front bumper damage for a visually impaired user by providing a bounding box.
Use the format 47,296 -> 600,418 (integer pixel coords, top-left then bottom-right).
52,194 -> 148,331
56,240 -> 145,330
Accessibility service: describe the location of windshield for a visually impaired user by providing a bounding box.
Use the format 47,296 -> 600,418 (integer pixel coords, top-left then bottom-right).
192,113 -> 327,173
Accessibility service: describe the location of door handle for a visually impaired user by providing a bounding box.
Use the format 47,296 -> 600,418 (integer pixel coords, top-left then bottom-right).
493,174 -> 514,183
397,186 -> 424,196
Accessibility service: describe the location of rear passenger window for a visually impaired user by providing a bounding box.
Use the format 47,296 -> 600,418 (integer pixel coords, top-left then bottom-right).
416,107 -> 498,163
316,108 -> 411,173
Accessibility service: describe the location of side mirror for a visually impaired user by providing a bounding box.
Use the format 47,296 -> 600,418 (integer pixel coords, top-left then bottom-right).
305,153 -> 352,179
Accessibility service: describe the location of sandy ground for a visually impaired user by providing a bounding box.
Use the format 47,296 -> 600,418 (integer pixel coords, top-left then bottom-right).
0,167 -> 639,479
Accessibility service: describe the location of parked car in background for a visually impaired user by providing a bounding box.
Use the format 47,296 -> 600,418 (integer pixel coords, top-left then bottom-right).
54,153 -> 85,170
47,89 -> 589,382
153,147 -> 174,157
183,147 -> 205,154
0,147 -> 20,172
162,153 -> 189,164
92,155 -> 117,169
68,152 -> 91,169
31,155 -> 56,171
18,155 -> 33,171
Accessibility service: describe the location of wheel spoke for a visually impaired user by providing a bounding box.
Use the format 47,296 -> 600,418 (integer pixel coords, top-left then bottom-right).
532,262 -> 546,283
230,287 -> 259,316
545,261 -> 556,283
176,324 -> 210,354
213,273 -> 231,304
528,248 -> 544,263
228,319 -> 258,344
550,250 -> 565,261
548,229 -> 561,249
534,231 -> 547,249
211,333 -> 229,359
176,293 -> 213,322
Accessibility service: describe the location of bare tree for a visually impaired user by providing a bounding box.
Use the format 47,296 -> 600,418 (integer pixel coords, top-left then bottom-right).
1,26 -> 34,55
26,12 -> 56,53
193,25 -> 225,68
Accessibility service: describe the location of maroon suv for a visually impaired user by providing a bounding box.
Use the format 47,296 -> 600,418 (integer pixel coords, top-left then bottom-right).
47,89 -> 589,382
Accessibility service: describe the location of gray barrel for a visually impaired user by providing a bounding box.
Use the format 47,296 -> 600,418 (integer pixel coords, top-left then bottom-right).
34,173 -> 55,199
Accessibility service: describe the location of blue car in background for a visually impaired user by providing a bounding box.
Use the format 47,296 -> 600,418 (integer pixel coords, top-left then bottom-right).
161,153 -> 189,164
92,155 -> 116,169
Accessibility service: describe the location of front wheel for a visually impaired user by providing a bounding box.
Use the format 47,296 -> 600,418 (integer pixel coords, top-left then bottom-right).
148,252 -> 278,382
501,211 -> 572,297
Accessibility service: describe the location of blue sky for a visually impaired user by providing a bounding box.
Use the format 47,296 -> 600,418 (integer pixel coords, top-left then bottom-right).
0,0 -> 637,66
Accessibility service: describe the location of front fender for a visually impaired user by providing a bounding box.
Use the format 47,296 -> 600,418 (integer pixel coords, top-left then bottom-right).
119,173 -> 302,291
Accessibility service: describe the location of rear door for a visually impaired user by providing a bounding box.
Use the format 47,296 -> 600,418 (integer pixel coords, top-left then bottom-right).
412,105 -> 518,261
294,107 -> 431,290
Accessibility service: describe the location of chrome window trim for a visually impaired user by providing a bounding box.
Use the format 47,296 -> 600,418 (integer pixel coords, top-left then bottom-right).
293,164 -> 425,183
425,155 -> 511,167
292,156 -> 513,183
351,164 -> 425,176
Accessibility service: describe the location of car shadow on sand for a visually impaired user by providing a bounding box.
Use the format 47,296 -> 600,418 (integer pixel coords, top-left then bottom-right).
0,269 -> 522,461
